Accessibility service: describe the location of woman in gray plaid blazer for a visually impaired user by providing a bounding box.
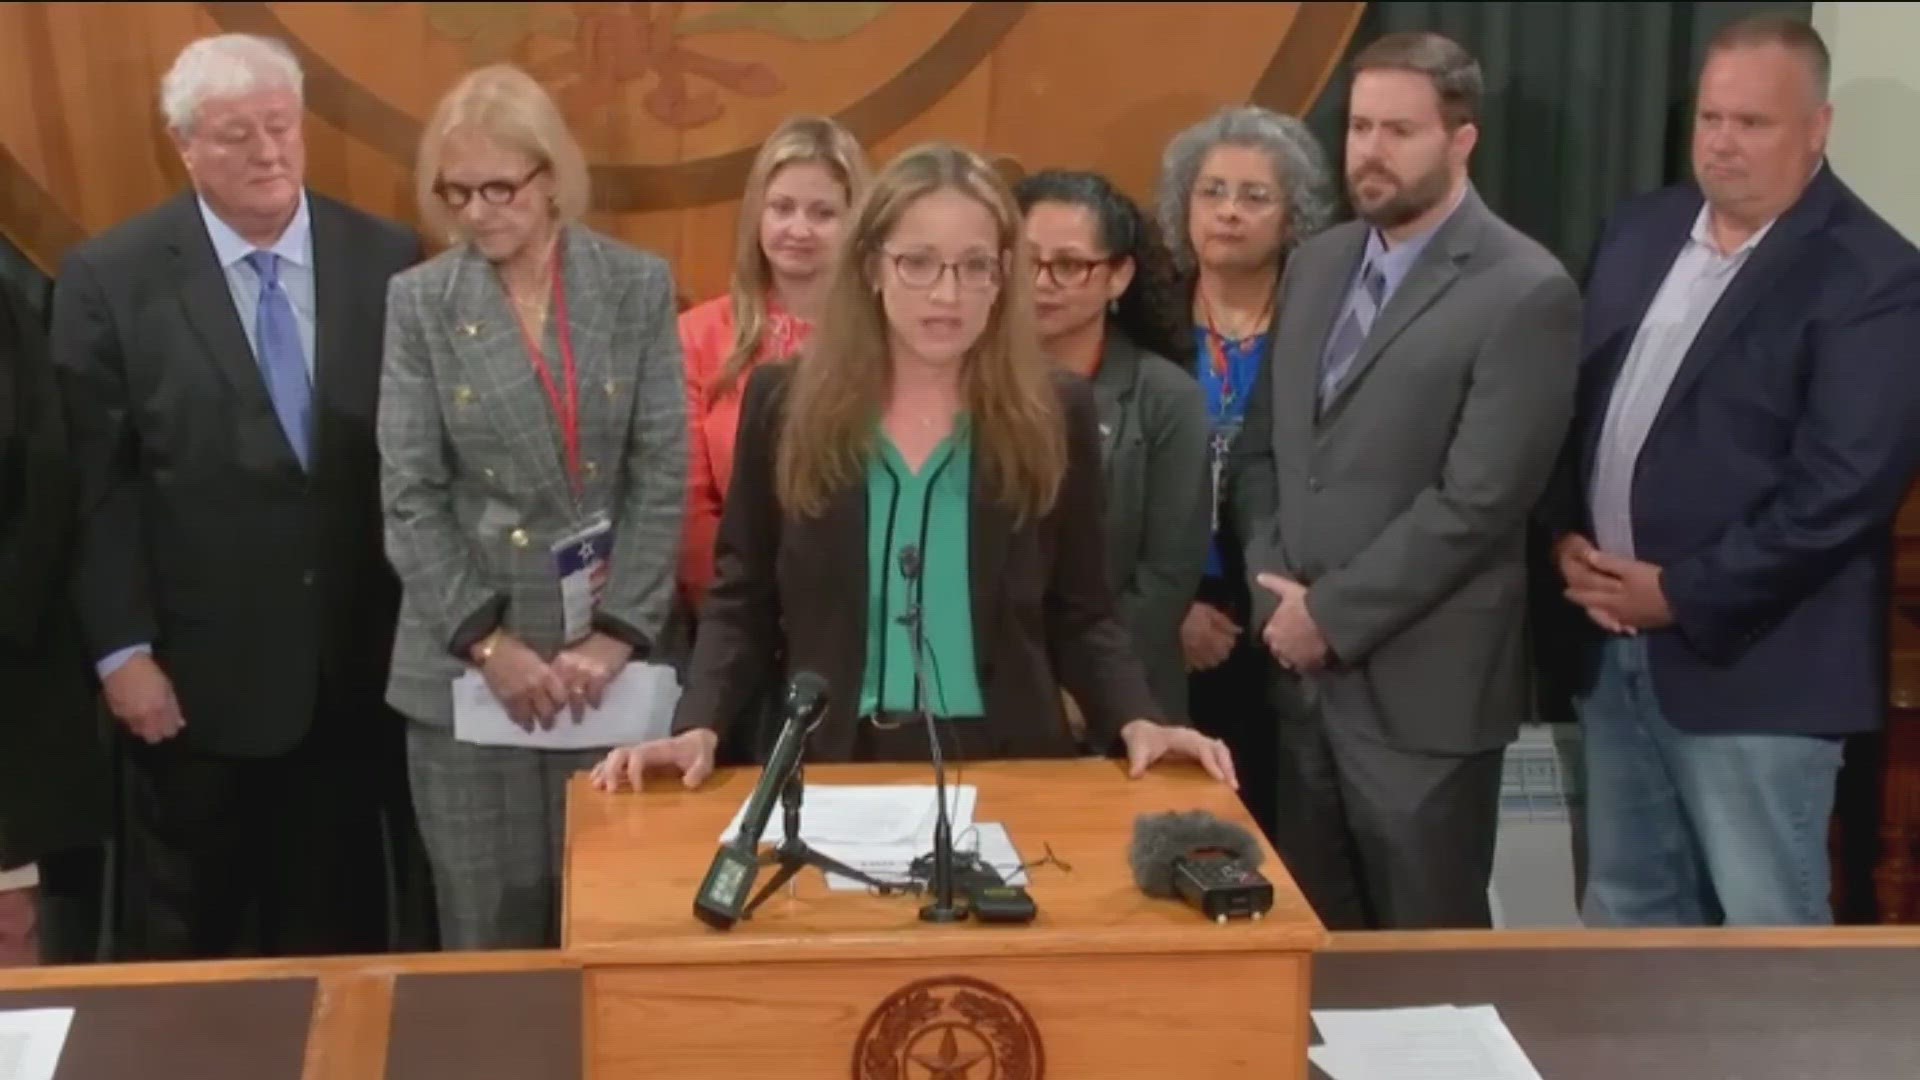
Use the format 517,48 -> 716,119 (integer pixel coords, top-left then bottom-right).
378,65 -> 685,950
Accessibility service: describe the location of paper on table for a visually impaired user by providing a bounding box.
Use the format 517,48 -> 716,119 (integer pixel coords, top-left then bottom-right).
1457,1005 -> 1546,1079
0,1008 -> 74,1080
452,663 -> 679,750
819,821 -> 1029,892
717,785 -> 977,848
1308,1004 -> 1543,1080
1311,1005 -> 1461,1045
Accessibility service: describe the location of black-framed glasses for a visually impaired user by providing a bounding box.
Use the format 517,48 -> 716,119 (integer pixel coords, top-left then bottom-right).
883,248 -> 1003,291
1030,253 -> 1118,288
434,163 -> 549,209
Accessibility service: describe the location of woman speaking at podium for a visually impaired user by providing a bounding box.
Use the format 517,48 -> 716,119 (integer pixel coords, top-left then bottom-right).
593,143 -> 1235,793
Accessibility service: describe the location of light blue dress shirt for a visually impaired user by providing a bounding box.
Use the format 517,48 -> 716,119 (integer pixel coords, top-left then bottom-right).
200,192 -> 317,377
1345,187 -> 1462,316
96,194 -> 317,679
1588,203 -> 1774,557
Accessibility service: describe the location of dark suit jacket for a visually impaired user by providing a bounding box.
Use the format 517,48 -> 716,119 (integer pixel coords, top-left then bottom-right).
0,278 -> 108,868
1542,166 -> 1920,737
51,191 -> 421,757
671,362 -> 1164,761
1232,188 -> 1581,755
1087,331 -> 1210,721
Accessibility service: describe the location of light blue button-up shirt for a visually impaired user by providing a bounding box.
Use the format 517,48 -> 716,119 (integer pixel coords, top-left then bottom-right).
1359,215 -> 1436,306
1588,202 -> 1774,557
198,191 -> 317,376
1320,187 -> 1465,379
96,195 -> 318,679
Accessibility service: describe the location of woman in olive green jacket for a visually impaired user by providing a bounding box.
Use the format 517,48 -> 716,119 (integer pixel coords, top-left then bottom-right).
1017,171 -> 1211,723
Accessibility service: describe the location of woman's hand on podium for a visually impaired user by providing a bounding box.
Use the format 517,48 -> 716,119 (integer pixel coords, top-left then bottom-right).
1118,721 -> 1239,790
590,729 -> 719,792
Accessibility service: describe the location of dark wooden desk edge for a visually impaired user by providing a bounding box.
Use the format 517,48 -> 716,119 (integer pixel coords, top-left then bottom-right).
3,926 -> 1920,991
0,950 -> 576,990
7,927 -> 1920,994
9,930 -> 1920,1080
1325,926 -> 1920,952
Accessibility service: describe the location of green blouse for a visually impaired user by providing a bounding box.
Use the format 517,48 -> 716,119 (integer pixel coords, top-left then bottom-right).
857,426 -> 985,719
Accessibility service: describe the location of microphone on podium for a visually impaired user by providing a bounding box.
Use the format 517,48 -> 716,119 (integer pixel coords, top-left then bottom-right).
1129,810 -> 1275,923
692,672 -> 829,930
895,543 -> 966,923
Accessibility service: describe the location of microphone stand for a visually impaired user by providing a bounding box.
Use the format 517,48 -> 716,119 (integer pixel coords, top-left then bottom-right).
741,728 -> 898,919
898,547 -> 966,923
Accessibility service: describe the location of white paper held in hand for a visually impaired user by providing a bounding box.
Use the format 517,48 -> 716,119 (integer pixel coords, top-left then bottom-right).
452,663 -> 680,750
0,1009 -> 74,1080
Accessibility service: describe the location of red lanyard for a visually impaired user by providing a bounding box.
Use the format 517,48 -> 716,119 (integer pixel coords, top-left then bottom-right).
1198,290 -> 1272,403
516,245 -> 581,492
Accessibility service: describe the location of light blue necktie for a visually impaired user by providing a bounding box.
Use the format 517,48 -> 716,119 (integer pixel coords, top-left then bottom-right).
1319,260 -> 1387,407
244,250 -> 312,469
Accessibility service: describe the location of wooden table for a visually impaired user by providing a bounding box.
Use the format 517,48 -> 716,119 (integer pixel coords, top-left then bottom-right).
5,929 -> 1919,1079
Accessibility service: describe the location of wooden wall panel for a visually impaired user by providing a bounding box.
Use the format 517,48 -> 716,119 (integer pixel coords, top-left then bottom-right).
0,1 -> 1363,303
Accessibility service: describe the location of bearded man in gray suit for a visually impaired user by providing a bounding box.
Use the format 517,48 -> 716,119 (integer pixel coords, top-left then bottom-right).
1230,31 -> 1580,929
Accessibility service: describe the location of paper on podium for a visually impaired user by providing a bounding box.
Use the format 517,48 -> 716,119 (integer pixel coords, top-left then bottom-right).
718,784 -> 977,847
1307,1004 -> 1543,1080
452,662 -> 679,750
0,1008 -> 73,1080
819,821 -> 1029,892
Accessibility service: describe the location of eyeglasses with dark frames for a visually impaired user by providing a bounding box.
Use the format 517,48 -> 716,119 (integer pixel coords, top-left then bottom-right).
1030,253 -> 1120,288
434,163 -> 550,209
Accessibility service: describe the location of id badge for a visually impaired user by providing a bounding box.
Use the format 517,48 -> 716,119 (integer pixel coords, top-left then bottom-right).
553,513 -> 613,644
1207,422 -> 1241,535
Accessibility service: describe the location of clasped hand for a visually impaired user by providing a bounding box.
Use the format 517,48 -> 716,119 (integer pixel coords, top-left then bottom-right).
1555,534 -> 1673,634
589,720 -> 1238,792
480,631 -> 632,730
1254,572 -> 1328,673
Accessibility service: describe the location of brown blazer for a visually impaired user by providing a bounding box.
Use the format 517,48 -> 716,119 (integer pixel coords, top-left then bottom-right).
671,362 -> 1163,761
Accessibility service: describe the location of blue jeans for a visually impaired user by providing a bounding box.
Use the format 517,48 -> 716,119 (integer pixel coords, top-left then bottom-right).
1579,637 -> 1844,927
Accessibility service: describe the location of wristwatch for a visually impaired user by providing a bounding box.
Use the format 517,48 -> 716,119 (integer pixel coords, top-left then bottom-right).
472,630 -> 503,666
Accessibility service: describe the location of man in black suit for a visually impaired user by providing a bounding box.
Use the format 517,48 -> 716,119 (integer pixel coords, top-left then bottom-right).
52,33 -> 423,959
1,274 -> 111,965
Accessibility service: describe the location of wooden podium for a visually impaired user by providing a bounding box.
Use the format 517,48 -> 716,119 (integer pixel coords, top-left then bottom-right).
564,758 -> 1326,1078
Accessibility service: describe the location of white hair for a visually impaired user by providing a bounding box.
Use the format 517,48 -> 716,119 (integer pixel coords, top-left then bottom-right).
160,34 -> 304,135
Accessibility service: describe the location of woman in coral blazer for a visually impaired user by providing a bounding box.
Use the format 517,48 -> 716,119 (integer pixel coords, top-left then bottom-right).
678,116 -> 869,610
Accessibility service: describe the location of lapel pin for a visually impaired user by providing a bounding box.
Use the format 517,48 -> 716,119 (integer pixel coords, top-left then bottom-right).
604,378 -> 618,399
454,385 -> 473,406
460,322 -> 480,337
1099,423 -> 1112,437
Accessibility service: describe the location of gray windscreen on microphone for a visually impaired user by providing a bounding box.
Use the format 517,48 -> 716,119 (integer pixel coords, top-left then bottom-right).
1128,810 -> 1265,899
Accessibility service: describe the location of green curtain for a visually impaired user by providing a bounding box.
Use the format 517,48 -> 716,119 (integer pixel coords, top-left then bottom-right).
1304,1 -> 1812,275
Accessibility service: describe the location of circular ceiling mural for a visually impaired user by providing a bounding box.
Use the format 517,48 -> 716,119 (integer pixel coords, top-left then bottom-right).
205,1 -> 1029,210
0,2 -> 1363,278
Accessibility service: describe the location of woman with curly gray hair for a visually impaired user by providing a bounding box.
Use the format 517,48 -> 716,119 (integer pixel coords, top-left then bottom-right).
1156,105 -> 1336,840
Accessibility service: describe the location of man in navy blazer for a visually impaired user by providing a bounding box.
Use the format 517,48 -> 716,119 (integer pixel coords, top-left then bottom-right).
1543,15 -> 1920,926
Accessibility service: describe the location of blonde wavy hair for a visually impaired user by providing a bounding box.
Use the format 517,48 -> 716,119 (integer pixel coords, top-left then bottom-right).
776,143 -> 1063,523
711,115 -> 869,405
